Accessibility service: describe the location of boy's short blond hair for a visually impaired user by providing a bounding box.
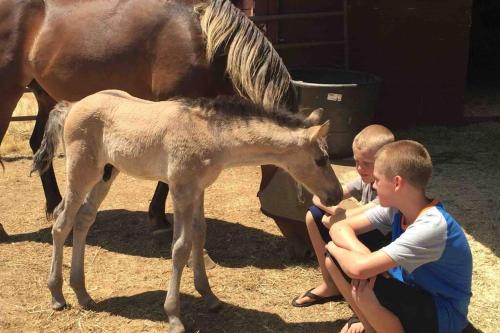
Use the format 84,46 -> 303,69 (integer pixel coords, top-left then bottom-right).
375,140 -> 433,190
352,124 -> 395,155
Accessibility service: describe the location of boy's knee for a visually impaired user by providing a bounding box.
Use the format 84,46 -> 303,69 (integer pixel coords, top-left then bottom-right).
305,211 -> 315,226
325,252 -> 352,283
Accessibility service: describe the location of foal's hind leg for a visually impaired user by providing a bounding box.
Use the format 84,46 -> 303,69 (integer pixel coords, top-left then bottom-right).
48,155 -> 103,310
70,167 -> 119,309
28,82 -> 61,215
48,191 -> 89,310
191,192 -> 220,311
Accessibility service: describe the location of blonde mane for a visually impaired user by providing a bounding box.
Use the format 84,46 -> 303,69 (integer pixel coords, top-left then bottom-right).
196,0 -> 292,112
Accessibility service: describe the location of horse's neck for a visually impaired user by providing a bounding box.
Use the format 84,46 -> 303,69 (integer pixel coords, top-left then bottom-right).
218,122 -> 303,168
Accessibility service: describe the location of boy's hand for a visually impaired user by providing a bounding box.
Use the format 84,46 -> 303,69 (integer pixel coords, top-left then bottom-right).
324,205 -> 346,217
312,195 -> 345,217
321,214 -> 334,229
351,277 -> 379,307
325,240 -> 337,255
321,206 -> 346,228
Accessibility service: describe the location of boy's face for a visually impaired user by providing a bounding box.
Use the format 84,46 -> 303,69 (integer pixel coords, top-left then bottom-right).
353,146 -> 375,183
372,162 -> 396,207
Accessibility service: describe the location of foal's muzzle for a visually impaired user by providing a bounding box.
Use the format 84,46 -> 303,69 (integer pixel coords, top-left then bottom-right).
323,188 -> 343,206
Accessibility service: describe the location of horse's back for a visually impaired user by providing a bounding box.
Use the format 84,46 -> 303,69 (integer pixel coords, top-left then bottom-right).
28,0 -> 209,101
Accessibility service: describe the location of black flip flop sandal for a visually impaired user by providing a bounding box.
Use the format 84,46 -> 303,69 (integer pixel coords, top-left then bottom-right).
291,288 -> 343,307
347,314 -> 361,329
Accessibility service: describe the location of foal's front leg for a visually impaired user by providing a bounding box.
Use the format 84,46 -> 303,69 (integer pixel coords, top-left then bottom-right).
164,186 -> 199,333
191,192 -> 220,310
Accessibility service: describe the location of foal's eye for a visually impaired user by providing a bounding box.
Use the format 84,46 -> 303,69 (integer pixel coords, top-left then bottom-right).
315,156 -> 328,167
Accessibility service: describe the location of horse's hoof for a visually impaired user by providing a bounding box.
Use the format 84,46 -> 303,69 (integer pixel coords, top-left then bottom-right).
151,227 -> 172,246
51,299 -> 68,311
80,298 -> 97,310
151,227 -> 172,238
0,225 -> 9,242
207,297 -> 222,312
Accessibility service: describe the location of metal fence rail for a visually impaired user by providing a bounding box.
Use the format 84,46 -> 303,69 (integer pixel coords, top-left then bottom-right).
11,87 -> 38,122
11,115 -> 37,122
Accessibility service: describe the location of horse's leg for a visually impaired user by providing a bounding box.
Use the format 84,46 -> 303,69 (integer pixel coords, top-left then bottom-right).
47,151 -> 102,310
0,83 -> 25,241
28,83 -> 61,215
148,182 -> 171,236
70,168 -> 119,308
164,186 -> 198,333
191,192 -> 220,310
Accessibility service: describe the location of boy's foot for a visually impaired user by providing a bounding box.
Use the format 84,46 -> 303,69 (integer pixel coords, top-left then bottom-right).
291,286 -> 343,307
340,315 -> 364,333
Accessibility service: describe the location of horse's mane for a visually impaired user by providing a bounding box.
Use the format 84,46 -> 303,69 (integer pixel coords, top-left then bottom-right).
196,0 -> 293,112
174,95 -> 306,128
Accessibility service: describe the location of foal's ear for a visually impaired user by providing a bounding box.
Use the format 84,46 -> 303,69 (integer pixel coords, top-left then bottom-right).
304,108 -> 324,127
308,120 -> 330,141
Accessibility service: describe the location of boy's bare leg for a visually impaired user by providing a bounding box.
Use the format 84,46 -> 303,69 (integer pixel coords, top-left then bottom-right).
293,211 -> 340,305
325,256 -> 405,333
350,278 -> 404,333
324,255 -> 375,333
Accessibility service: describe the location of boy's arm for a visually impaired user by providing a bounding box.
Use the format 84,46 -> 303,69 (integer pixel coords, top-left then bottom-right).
344,201 -> 376,218
326,242 -> 397,279
323,201 -> 377,228
329,212 -> 377,254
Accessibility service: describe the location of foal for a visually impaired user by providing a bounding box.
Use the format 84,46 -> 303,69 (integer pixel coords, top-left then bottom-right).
32,90 -> 343,333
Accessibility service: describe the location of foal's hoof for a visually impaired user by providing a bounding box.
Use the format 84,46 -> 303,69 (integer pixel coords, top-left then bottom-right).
169,319 -> 186,333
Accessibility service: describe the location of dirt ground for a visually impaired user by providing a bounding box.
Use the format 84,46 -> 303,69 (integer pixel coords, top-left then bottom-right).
0,93 -> 499,333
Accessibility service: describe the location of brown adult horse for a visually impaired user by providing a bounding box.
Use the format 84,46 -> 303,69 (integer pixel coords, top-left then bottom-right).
0,0 -> 297,240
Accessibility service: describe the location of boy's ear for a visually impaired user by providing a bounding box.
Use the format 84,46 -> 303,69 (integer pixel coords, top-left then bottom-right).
308,120 -> 330,141
304,108 -> 324,126
394,175 -> 403,191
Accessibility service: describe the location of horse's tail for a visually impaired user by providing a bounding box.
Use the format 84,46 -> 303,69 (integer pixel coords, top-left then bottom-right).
31,101 -> 73,175
196,0 -> 293,112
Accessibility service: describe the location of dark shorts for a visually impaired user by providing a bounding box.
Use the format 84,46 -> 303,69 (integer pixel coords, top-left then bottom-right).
309,205 -> 391,251
326,250 -> 439,333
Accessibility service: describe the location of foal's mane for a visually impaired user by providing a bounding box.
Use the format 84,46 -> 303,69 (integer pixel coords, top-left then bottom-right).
175,96 -> 307,128
196,0 -> 293,112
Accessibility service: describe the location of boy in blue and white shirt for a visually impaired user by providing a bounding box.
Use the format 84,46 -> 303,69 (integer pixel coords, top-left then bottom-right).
325,140 -> 472,333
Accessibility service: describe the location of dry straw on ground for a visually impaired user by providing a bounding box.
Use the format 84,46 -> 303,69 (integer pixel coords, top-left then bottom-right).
0,94 -> 498,333
0,93 -> 37,156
